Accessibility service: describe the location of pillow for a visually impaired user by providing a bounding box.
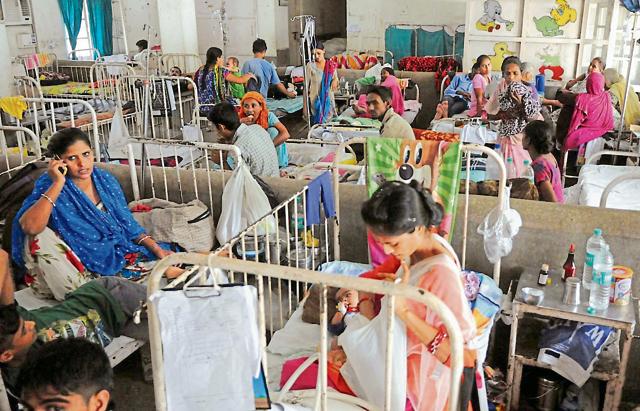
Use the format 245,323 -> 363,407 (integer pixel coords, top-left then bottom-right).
301,284 -> 339,325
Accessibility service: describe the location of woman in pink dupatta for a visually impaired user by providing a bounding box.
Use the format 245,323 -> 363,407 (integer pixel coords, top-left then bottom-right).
564,72 -> 614,150
381,67 -> 405,116
360,181 -> 477,411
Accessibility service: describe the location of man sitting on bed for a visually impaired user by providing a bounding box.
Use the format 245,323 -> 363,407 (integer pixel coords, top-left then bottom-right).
0,250 -> 147,406
242,38 -> 296,100
367,85 -> 415,140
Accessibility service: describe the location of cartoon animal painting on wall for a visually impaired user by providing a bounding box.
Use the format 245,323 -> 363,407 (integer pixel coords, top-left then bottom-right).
537,45 -> 565,80
476,0 -> 515,32
533,0 -> 578,37
489,42 -> 517,70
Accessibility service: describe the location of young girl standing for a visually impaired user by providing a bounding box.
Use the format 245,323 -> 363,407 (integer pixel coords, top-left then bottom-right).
523,120 -> 564,203
496,58 -> 542,176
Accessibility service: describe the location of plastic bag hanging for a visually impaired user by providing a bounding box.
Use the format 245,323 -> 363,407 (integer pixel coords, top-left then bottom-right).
477,185 -> 522,263
106,101 -> 131,159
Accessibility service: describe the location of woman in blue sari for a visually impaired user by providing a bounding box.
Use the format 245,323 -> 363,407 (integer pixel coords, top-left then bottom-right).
12,128 -> 182,300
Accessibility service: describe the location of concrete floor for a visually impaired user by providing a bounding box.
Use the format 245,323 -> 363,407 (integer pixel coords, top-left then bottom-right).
112,351 -> 156,410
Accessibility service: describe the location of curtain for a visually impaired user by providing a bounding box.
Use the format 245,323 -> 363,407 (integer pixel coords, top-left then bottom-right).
384,26 -> 414,69
455,31 -> 465,59
86,0 -> 113,57
57,0 -> 84,52
417,27 -> 447,57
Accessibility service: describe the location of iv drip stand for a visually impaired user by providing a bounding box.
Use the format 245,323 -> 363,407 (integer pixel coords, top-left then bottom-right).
291,15 -> 315,132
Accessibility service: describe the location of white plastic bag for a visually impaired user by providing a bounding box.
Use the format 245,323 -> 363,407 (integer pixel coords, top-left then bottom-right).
106,103 -> 131,159
216,163 -> 277,244
477,185 -> 522,263
338,299 -> 407,410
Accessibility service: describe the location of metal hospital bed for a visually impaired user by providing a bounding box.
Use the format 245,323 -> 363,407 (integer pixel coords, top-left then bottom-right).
144,140 -> 507,410
564,149 -> 640,210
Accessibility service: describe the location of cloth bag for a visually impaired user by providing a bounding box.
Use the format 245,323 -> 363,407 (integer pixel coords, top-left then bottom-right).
130,198 -> 215,252
216,163 -> 277,244
477,185 -> 522,263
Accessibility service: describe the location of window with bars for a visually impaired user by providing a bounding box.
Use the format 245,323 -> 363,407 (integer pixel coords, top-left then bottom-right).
64,0 -> 94,60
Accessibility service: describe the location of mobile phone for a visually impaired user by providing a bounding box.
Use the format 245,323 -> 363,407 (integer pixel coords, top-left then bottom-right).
54,155 -> 67,176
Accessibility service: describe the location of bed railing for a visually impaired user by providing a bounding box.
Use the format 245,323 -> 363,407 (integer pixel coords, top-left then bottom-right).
67,48 -> 102,61
159,53 -> 202,75
119,75 -> 200,139
125,138 -> 241,209
14,76 -> 44,99
0,97 -> 102,161
0,125 -> 42,179
600,170 -> 640,208
147,252 -> 464,411
586,149 -> 640,165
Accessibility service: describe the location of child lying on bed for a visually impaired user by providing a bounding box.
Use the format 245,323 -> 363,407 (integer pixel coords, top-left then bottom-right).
328,288 -> 368,335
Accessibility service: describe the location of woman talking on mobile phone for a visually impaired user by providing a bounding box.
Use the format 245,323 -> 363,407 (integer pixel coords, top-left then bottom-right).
11,128 -> 183,301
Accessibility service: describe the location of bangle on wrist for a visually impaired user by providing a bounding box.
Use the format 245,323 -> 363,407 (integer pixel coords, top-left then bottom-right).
40,193 -> 56,207
137,234 -> 151,245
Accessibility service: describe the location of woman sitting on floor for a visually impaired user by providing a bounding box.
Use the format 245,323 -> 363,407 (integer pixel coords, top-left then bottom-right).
194,47 -> 255,114
239,91 -> 290,168
12,128 -> 183,301
380,67 -> 405,117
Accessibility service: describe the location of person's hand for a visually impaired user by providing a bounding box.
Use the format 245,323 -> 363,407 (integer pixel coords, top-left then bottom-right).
47,158 -> 66,186
552,99 -> 564,108
240,115 -> 255,125
510,91 -> 523,105
154,248 -> 174,260
287,90 -> 297,99
565,79 -> 577,90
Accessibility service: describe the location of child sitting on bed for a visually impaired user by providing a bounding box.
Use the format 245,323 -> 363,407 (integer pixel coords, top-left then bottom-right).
523,120 -> 565,203
350,85 -> 373,118
329,288 -> 362,335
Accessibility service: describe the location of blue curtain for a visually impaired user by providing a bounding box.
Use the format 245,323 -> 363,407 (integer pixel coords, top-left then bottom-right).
384,26 -> 414,68
57,0 -> 84,52
86,0 -> 113,57
417,28 -> 447,57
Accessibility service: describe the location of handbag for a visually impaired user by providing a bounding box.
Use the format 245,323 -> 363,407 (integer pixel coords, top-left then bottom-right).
130,198 -> 215,252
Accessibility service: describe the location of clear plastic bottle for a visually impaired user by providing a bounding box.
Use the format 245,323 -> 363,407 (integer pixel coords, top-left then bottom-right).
506,157 -> 517,179
589,244 -> 614,311
485,144 -> 502,180
522,160 -> 535,184
582,228 -> 605,291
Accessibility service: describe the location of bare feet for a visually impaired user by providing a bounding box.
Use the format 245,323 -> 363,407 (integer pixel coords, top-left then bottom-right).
441,100 -> 449,118
434,103 -> 445,120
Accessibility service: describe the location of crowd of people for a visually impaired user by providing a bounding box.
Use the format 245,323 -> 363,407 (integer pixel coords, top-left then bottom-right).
434,53 -> 637,204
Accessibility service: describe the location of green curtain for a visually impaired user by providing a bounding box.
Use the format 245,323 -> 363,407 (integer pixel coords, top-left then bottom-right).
417,28 -> 447,56
384,26 -> 414,68
57,0 -> 84,52
455,31 -> 465,59
86,0 -> 113,57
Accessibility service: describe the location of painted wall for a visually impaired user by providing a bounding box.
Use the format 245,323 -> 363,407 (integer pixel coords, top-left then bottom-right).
0,24 -> 15,95
31,0 -> 67,57
156,0 -> 199,55
347,0 -> 466,51
121,0 -> 162,54
275,2 -> 289,51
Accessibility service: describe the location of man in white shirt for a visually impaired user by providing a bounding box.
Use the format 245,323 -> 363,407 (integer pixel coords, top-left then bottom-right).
367,86 -> 415,140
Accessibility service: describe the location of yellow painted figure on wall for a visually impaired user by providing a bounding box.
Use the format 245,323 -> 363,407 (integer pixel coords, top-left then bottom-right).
533,0 -> 578,37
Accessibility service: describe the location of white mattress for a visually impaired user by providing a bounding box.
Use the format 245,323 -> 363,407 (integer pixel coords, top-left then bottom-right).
309,127 -> 380,143
571,164 -> 640,210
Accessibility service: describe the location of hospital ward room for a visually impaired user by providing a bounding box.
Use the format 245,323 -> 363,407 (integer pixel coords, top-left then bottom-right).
4,0 -> 640,410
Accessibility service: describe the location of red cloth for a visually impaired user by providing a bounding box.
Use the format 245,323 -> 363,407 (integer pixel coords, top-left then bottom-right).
279,357 -> 355,396
564,72 -> 614,150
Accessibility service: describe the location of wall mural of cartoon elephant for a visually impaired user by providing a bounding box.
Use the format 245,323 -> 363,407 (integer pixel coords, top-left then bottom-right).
533,0 -> 578,37
476,0 -> 515,32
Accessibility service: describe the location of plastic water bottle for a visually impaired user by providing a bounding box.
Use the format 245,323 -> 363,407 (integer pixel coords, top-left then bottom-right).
522,160 -> 535,184
506,157 -> 517,179
589,244 -> 614,311
582,228 -> 605,291
485,144 -> 502,180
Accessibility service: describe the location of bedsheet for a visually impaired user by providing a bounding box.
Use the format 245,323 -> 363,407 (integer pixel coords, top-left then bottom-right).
569,164 -> 640,210
41,82 -> 108,96
267,96 -> 304,115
